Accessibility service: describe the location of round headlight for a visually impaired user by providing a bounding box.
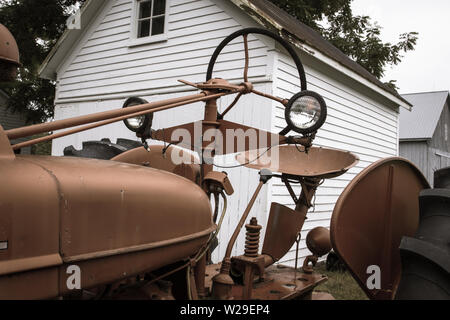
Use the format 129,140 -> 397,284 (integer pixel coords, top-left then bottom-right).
125,115 -> 147,131
122,97 -> 152,134
285,91 -> 327,135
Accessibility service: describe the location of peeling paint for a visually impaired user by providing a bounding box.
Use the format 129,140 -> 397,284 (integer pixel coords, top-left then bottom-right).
232,0 -> 316,59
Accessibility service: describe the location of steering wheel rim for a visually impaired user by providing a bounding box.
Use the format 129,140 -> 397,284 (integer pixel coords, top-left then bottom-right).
206,28 -> 307,91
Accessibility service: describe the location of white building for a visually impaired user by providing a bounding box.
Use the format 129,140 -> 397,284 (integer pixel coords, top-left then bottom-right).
0,90 -> 31,154
39,0 -> 411,265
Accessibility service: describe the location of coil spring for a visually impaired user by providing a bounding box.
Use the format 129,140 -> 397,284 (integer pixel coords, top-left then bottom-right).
244,217 -> 262,257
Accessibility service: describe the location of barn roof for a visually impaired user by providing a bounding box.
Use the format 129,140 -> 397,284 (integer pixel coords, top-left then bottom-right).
399,91 -> 450,141
38,0 -> 411,108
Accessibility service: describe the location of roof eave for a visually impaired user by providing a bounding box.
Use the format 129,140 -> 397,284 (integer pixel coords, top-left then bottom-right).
400,138 -> 431,142
38,0 -> 107,80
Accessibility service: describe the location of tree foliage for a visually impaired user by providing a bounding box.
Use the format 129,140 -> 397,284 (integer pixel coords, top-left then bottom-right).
0,0 -> 84,123
269,0 -> 418,80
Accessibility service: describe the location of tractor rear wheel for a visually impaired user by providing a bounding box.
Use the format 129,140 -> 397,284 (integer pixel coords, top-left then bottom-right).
64,138 -> 143,160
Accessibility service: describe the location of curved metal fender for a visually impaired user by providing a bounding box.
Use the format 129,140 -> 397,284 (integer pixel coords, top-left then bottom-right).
0,155 -> 214,298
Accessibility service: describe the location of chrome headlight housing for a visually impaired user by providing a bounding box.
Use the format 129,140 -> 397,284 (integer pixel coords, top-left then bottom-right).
122,97 -> 153,135
285,91 -> 327,135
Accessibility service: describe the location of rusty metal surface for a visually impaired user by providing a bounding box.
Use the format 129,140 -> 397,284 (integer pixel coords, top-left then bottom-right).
0,267 -> 60,300
205,264 -> 327,300
0,125 -> 14,160
0,153 -> 215,298
306,227 -> 331,257
0,24 -> 20,65
0,155 -> 61,299
237,145 -> 359,178
17,155 -> 213,258
244,218 -> 262,257
0,157 -> 60,271
202,171 -> 234,195
5,92 -> 218,141
111,145 -> 198,171
173,163 -> 201,184
330,157 -> 430,300
225,181 -> 265,259
58,239 -> 208,297
262,203 -> 306,262
152,119 -> 285,155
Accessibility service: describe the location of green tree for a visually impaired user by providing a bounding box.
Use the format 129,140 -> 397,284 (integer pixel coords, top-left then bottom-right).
0,0 -> 84,123
269,0 -> 418,82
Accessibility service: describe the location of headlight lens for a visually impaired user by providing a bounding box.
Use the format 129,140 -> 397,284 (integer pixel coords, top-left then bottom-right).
125,115 -> 147,131
285,91 -> 327,135
289,95 -> 322,129
122,97 -> 152,134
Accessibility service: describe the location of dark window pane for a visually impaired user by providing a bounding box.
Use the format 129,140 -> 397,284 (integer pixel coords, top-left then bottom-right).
139,1 -> 151,18
153,0 -> 166,16
152,16 -> 165,35
138,19 -> 150,38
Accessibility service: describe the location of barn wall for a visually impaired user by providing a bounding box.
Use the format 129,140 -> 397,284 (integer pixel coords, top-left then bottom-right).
399,141 -> 429,180
400,100 -> 450,186
430,99 -> 450,182
430,99 -> 450,153
272,49 -> 400,266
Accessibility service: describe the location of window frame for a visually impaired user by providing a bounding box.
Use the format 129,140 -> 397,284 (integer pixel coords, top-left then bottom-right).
129,0 -> 169,47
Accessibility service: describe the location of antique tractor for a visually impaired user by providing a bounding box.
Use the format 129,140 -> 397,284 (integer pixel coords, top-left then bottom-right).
0,26 -> 448,300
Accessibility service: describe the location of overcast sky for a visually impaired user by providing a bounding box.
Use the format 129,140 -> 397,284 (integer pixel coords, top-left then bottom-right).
351,0 -> 450,95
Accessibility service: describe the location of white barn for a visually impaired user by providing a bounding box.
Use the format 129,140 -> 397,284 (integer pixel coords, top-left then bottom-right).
39,0 -> 411,265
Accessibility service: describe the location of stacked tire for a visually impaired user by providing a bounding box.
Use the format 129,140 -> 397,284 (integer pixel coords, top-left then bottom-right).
396,167 -> 450,300
64,138 -> 143,160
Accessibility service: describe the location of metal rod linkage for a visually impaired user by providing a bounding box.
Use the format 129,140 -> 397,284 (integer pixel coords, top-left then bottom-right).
12,92 -> 229,150
243,34 -> 249,83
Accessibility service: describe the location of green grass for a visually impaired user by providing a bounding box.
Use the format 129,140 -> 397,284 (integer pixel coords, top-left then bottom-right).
314,263 -> 368,300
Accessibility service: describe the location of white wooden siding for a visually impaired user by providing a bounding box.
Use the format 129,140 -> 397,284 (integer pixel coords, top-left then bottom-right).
272,51 -> 399,266
56,0 -> 269,101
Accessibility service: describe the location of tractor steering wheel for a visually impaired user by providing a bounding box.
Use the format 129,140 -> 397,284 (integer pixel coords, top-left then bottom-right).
206,28 -> 328,136
206,28 -> 307,92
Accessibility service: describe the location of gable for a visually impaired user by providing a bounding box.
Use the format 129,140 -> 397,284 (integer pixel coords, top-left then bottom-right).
44,0 -> 272,101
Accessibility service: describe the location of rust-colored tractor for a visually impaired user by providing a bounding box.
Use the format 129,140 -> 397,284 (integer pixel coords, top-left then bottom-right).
0,26 -> 448,300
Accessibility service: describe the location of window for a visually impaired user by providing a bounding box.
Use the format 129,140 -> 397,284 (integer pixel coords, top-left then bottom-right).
130,0 -> 168,46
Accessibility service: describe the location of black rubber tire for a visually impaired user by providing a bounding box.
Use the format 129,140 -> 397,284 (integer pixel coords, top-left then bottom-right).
434,166 -> 450,189
326,251 -> 346,272
206,28 -> 307,91
64,138 -> 143,160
